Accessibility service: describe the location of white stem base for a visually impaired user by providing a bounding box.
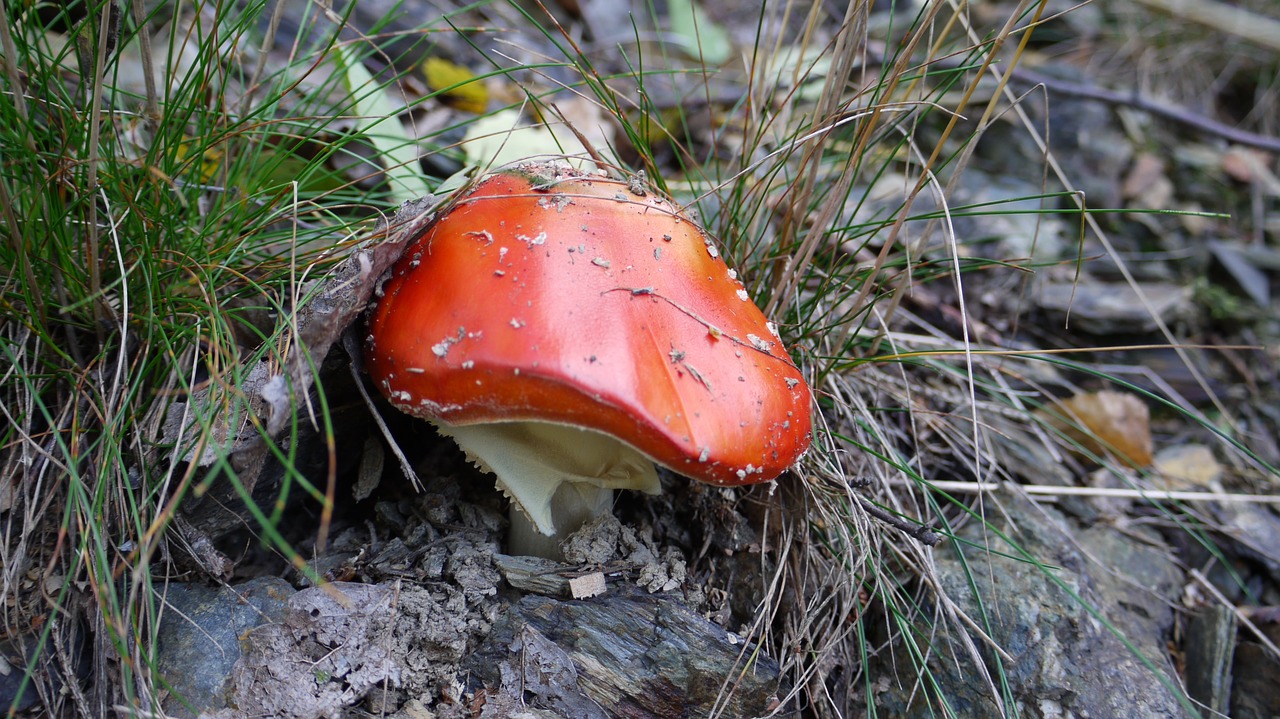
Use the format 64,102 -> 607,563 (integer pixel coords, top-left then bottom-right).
507,483 -> 613,560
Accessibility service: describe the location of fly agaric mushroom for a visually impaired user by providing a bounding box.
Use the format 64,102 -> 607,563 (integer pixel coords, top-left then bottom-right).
365,160 -> 811,557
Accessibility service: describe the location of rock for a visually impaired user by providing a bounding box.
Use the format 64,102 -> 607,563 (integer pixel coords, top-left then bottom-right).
0,636 -> 39,714
1231,618 -> 1280,718
1208,239 -> 1275,306
1035,280 -> 1193,335
0,628 -> 89,714
1184,606 -> 1236,716
863,490 -> 1193,718
222,581 -> 476,718
1211,502 -> 1280,579
947,175 -> 1071,263
840,170 -> 1070,265
1002,67 -> 1132,209
468,588 -> 782,718
154,576 -> 294,718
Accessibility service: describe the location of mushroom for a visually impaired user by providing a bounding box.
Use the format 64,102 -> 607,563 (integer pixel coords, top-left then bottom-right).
364,160 -> 812,558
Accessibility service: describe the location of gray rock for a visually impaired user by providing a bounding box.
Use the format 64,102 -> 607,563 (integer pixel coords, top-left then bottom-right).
154,576 -> 294,717
1231,620 -> 1280,718
0,627 -> 87,714
840,170 -> 1070,266
221,581 -> 475,718
1184,606 -> 1236,716
865,491 -> 1194,718
1212,502 -> 1280,579
0,638 -> 40,713
1035,280 -> 1192,335
942,174 -> 1071,263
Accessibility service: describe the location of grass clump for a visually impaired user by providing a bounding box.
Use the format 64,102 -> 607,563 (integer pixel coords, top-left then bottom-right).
0,0 -> 414,711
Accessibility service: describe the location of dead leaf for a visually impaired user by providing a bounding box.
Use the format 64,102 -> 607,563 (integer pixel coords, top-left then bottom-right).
1122,152 -> 1174,208
1221,146 -> 1280,196
668,0 -> 733,65
1038,390 -> 1153,468
1153,444 -> 1223,490
461,100 -> 617,171
422,57 -> 488,114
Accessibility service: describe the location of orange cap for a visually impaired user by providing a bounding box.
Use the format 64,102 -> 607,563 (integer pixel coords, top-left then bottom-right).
365,161 -> 811,486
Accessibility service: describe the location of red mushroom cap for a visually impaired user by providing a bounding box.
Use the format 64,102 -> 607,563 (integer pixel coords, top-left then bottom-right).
365,161 -> 812,486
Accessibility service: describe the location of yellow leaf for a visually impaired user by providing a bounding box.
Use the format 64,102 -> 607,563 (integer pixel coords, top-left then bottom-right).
174,137 -> 225,183
1152,445 -> 1222,490
422,57 -> 488,114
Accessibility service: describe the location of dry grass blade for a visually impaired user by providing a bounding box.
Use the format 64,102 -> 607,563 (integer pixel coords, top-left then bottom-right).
1134,0 -> 1280,52
916,481 -> 1280,504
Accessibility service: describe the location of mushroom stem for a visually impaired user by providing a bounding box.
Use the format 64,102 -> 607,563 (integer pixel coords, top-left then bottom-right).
433,420 -> 661,558
506,483 -> 613,560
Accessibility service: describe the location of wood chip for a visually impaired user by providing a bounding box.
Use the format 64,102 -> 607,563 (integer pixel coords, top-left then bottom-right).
569,572 -> 607,599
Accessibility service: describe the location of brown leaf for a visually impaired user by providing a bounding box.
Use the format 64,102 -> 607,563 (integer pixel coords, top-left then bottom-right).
1122,152 -> 1173,208
1039,390 -> 1153,468
1221,146 -> 1280,196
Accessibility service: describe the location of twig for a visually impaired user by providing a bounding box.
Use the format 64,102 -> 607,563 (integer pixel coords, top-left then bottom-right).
1006,65 -> 1280,154
855,495 -> 942,546
343,330 -> 424,493
864,40 -> 1280,153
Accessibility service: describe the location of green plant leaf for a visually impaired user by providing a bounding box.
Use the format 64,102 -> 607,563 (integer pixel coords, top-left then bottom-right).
332,44 -> 432,203
667,0 -> 732,65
